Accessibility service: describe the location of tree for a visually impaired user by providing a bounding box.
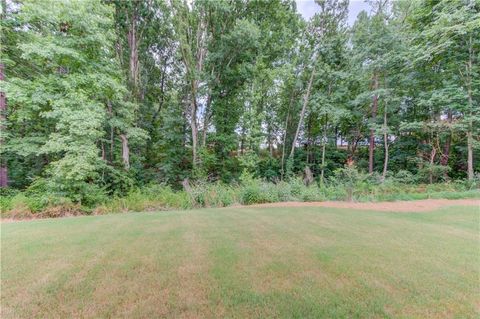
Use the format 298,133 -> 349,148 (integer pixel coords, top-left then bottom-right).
408,0 -> 479,180
4,0 -> 141,202
351,1 -> 395,174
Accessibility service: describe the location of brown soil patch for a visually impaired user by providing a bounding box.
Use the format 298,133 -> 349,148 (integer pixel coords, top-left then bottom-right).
247,199 -> 480,213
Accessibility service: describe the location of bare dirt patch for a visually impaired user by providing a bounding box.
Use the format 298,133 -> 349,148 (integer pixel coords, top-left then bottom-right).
247,199 -> 480,213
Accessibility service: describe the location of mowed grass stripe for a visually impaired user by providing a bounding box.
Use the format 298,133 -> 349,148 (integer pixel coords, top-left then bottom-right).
1,205 -> 479,318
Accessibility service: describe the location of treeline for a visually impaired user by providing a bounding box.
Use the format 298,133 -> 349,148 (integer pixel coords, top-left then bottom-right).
0,0 -> 479,206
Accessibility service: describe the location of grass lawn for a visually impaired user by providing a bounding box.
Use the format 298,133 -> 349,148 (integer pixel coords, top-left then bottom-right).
1,205 -> 479,318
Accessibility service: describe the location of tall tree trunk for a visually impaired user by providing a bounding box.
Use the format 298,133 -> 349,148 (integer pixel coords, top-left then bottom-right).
334,126 -> 338,149
369,73 -> 378,174
320,115 -> 328,185
267,113 -> 274,156
467,129 -> 473,180
381,101 -> 388,182
190,97 -> 198,167
281,90 -> 295,180
290,66 -> 316,159
127,9 -> 139,94
107,101 -> 114,164
429,146 -> 436,184
124,6 -> 139,171
280,114 -> 289,179
0,0 -> 8,186
440,110 -> 452,166
306,115 -> 313,164
180,12 -> 206,169
466,34 -> 474,181
201,94 -> 211,147
101,142 -> 106,161
0,62 -> 7,187
191,13 -> 207,168
440,110 -> 452,178
120,134 -> 130,170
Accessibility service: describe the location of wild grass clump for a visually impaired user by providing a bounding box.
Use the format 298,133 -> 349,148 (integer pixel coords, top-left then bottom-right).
239,182 -> 274,205
94,184 -> 191,214
189,182 -> 237,208
2,167 -> 479,219
275,181 -> 295,201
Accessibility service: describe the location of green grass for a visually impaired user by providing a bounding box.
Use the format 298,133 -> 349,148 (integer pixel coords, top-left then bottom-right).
2,205 -> 479,318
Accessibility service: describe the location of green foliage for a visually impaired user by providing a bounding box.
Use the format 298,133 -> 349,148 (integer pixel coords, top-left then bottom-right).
189,181 -> 237,208
3,176 -> 479,218
417,164 -> 451,184
394,170 -> 416,184
1,0 -> 479,206
95,184 -> 191,214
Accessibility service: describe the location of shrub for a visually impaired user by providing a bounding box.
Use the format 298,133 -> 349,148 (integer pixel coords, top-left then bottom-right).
275,181 -> 294,201
330,166 -> 365,201
240,184 -> 265,205
3,174 -> 479,219
262,182 -> 280,203
288,177 -> 306,198
300,185 -> 325,202
417,164 -> 450,183
394,170 -> 416,184
189,182 -> 237,208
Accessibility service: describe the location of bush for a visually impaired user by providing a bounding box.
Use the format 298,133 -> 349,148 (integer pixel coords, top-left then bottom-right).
94,184 -> 191,214
289,177 -> 307,197
330,166 -> 365,201
25,177 -> 108,209
394,170 -> 416,184
3,173 -> 479,219
417,164 -> 450,183
300,185 -> 325,202
240,184 -> 265,205
275,181 -> 294,201
262,182 -> 280,203
189,182 -> 237,208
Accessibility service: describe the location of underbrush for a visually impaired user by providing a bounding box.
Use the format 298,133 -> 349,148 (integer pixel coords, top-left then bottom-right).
1,168 -> 479,219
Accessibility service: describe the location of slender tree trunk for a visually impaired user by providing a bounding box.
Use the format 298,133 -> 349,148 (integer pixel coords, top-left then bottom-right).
280,114 -> 289,180
369,73 -> 378,174
281,91 -> 295,180
429,146 -> 436,184
440,110 -> 452,178
320,115 -> 327,185
240,123 -> 246,156
101,142 -> 106,161
268,135 -> 273,156
267,114 -> 274,156
0,63 -> 7,187
440,110 -> 452,166
466,34 -> 474,181
381,101 -> 388,182
110,128 -> 114,164
120,134 -> 130,170
467,129 -> 474,180
201,94 -> 211,147
190,97 -> 198,166
180,12 -> 206,169
334,126 -> 338,149
124,6 -> 139,171
306,115 -> 312,164
127,9 -> 139,94
290,66 -> 316,159
107,101 -> 114,164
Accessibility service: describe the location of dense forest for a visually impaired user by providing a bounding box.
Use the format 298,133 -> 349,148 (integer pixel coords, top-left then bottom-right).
0,0 -> 479,213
